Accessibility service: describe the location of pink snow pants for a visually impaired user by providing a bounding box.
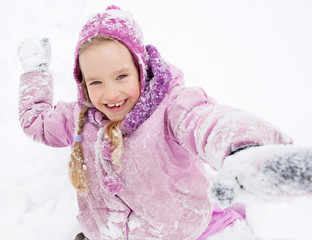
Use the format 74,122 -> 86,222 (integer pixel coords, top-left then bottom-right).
197,204 -> 246,240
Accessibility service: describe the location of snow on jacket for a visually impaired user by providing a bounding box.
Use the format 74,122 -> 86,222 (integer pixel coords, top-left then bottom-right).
19,5 -> 293,240
19,64 -> 292,239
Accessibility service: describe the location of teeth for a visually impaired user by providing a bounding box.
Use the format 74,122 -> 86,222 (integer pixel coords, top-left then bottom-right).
107,100 -> 125,108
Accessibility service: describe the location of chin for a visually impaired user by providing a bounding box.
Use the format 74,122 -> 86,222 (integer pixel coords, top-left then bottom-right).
107,116 -> 125,122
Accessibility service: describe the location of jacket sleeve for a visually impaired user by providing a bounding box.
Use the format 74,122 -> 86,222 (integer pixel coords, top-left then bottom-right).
167,86 -> 293,170
19,71 -> 76,147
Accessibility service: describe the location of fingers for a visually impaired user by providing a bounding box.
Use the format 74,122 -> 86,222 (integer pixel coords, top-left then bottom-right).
40,37 -> 50,52
260,149 -> 312,194
17,37 -> 51,72
17,37 -> 50,58
210,181 -> 236,205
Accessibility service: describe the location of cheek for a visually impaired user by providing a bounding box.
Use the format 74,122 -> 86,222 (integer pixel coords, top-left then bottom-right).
130,82 -> 141,101
87,88 -> 100,103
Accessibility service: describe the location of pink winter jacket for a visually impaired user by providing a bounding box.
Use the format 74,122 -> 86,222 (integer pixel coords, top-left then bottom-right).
19,65 -> 291,239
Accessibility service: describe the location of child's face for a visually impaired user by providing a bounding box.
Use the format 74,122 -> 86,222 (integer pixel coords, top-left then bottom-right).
79,40 -> 140,122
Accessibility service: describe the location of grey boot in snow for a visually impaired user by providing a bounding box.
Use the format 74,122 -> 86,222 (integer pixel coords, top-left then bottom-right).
74,232 -> 89,240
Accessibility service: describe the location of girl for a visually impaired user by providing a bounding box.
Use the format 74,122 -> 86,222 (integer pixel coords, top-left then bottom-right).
17,5 -> 312,240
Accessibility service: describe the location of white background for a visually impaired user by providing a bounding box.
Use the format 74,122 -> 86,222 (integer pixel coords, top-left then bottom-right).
0,0 -> 311,239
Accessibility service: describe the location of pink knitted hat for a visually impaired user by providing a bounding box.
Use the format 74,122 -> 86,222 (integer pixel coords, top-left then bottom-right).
73,5 -> 148,105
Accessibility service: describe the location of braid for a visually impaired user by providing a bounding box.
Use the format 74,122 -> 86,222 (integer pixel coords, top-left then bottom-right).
69,105 -> 90,195
106,121 -> 124,172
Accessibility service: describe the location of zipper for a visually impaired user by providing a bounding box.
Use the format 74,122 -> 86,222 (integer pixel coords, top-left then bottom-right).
116,195 -> 133,240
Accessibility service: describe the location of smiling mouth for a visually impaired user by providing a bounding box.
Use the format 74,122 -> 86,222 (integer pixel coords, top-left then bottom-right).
106,100 -> 125,108
104,99 -> 127,113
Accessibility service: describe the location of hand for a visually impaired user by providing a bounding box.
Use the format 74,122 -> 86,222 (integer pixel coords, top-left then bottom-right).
209,145 -> 312,207
17,38 -> 51,72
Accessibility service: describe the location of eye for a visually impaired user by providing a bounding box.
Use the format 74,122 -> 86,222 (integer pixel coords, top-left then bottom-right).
89,80 -> 102,86
117,74 -> 127,80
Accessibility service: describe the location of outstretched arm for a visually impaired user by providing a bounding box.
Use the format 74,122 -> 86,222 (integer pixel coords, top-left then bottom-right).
167,86 -> 292,170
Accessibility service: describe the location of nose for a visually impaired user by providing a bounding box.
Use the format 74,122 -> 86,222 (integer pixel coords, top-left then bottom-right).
103,82 -> 120,101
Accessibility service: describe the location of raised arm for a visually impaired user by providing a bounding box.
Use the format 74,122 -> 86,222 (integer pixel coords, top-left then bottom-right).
18,38 -> 75,147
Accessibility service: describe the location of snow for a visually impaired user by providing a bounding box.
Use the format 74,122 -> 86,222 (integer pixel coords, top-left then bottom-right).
1,0 -> 312,239
210,145 -> 312,206
208,219 -> 256,240
17,38 -> 50,72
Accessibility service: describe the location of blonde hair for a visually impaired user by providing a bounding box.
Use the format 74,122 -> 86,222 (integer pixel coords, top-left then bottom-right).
68,36 -> 125,195
106,121 -> 124,172
69,104 -> 90,195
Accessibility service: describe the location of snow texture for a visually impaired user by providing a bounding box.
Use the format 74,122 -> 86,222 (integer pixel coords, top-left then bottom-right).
17,38 -> 50,72
261,149 -> 312,194
208,220 -> 256,240
2,0 -> 312,239
210,145 -> 312,207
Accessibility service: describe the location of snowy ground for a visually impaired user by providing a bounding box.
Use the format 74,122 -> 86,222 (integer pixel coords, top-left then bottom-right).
1,0 -> 312,239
